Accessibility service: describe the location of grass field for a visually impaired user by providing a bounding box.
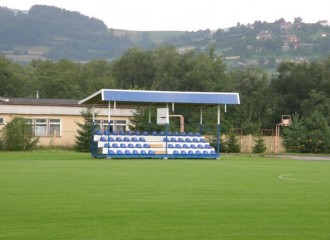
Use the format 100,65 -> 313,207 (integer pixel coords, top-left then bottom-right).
0,150 -> 330,239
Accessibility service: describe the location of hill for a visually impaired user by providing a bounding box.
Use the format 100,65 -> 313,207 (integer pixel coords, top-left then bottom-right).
1,5 -> 330,70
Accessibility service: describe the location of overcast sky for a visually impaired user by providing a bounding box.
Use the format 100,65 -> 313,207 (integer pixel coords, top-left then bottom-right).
1,0 -> 329,31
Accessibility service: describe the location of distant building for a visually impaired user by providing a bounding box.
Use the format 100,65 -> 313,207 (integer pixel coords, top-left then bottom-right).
256,30 -> 272,40
317,20 -> 329,26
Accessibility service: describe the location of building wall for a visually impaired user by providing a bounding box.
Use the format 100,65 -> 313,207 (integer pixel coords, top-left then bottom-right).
0,104 -> 135,147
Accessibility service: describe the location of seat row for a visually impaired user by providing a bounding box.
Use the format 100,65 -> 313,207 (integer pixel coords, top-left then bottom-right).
163,137 -> 205,143
172,150 -> 216,155
104,143 -> 151,148
100,136 -> 146,142
96,130 -> 201,137
108,149 -> 155,155
167,143 -> 211,149
106,149 -> 215,155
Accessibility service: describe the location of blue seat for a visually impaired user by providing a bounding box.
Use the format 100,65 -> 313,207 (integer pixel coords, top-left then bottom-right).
192,138 -> 199,143
173,150 -> 180,155
184,138 -> 191,142
197,144 -> 204,149
119,131 -> 125,135
168,144 -> 174,148
104,130 -> 110,135
183,144 -> 189,148
195,132 -> 201,136
116,150 -> 123,155
190,144 -> 196,149
120,143 -> 127,148
195,150 -> 202,155
100,136 -> 107,142
104,143 -> 109,148
111,131 -> 117,135
128,143 -> 134,148
142,131 -> 148,135
199,138 -> 206,143
178,138 -> 184,142
210,150 -> 216,154
188,150 -> 194,155
143,143 -> 150,148
140,150 -> 147,154
136,144 -> 142,148
180,132 -> 186,136
135,131 -> 141,135
109,137 -> 115,141
132,150 -> 139,155
139,137 -> 146,142
180,150 -> 187,154
152,131 -> 157,135
175,144 -> 182,149
94,130 -> 102,135
123,137 -> 130,142
124,150 -> 131,155
163,137 -> 169,142
173,132 -> 179,136
131,137 -> 138,142
112,143 -> 119,148
108,149 -> 115,154
187,132 -> 193,136
203,150 -> 209,155
170,138 -> 177,142
126,131 -> 133,135
116,137 -> 123,142
158,131 -> 164,136
167,131 -> 172,136
204,145 -> 211,149
148,150 -> 155,155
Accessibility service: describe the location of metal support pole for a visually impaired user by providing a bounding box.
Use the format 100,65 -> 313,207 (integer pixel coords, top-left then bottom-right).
217,105 -> 221,155
200,107 -> 203,135
107,101 -> 111,156
148,107 -> 151,134
165,104 -> 169,157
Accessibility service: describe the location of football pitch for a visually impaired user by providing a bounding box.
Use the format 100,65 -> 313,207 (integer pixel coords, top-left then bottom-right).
0,150 -> 330,239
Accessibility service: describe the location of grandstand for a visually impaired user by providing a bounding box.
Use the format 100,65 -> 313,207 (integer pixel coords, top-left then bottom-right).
79,89 -> 240,159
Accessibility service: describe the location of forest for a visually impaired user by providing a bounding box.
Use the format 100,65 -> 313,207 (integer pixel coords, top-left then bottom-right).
2,45 -> 330,153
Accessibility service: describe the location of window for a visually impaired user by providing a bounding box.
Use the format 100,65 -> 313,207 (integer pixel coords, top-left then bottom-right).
35,119 -> 47,136
93,119 -> 127,133
49,119 -> 61,136
115,120 -> 127,132
24,118 -> 61,137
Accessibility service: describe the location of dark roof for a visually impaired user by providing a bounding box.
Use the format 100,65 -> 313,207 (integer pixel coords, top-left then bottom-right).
0,98 -> 79,106
79,89 -> 240,106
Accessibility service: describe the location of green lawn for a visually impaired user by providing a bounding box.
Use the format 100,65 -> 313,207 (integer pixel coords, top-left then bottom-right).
0,150 -> 330,239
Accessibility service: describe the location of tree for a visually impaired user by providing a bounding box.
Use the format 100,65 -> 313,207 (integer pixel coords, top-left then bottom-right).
75,110 -> 94,152
1,117 -> 39,150
282,113 -> 306,153
225,132 -> 241,153
252,136 -> 267,153
304,111 -> 330,153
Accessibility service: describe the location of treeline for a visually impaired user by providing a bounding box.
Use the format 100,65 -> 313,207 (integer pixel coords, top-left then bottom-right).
2,47 -> 330,151
0,5 -> 132,60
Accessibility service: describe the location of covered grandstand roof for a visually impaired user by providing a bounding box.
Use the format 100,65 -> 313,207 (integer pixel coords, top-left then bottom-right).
79,89 -> 240,106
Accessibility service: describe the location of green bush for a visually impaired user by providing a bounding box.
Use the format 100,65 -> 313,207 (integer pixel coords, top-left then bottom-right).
75,110 -> 94,152
225,132 -> 241,153
1,117 -> 39,150
252,136 -> 267,153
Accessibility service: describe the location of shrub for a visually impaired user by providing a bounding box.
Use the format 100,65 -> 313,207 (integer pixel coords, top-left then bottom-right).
1,117 -> 39,150
75,110 -> 94,152
225,132 -> 241,153
252,136 -> 267,153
